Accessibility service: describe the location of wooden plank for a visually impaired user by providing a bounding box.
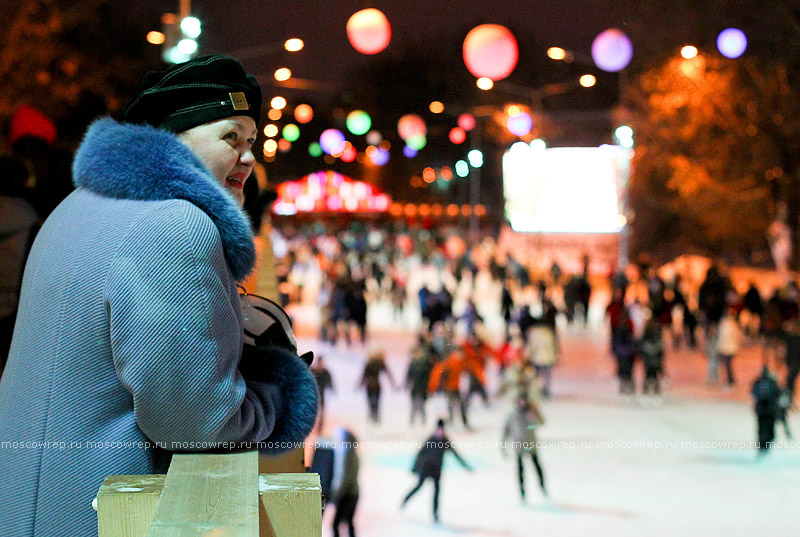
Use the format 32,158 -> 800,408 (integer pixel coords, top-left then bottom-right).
146,451 -> 259,537
97,475 -> 165,537
258,473 -> 322,537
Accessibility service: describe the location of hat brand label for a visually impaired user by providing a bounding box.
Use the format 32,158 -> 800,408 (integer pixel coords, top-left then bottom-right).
229,92 -> 249,110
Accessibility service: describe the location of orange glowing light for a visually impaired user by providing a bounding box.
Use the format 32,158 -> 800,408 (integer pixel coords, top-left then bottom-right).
389,203 -> 403,215
379,140 -> 391,151
147,31 -> 166,45
263,139 -> 278,152
461,205 -> 472,216
284,38 -> 304,52
463,24 -> 519,81
270,96 -> 287,110
474,205 -> 487,216
267,108 -> 282,121
441,167 -> 453,181
403,204 -> 418,216
429,101 -> 444,114
264,124 -> 279,137
419,204 -> 431,216
476,77 -> 494,90
274,68 -> 292,81
681,45 -> 698,59
579,74 -> 597,87
432,204 -> 443,216
446,204 -> 460,217
277,138 -> 291,153
547,47 -> 566,60
294,104 -> 313,124
422,167 -> 436,183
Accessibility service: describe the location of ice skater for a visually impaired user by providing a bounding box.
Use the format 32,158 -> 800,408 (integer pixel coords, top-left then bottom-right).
502,396 -> 547,502
401,419 -> 473,523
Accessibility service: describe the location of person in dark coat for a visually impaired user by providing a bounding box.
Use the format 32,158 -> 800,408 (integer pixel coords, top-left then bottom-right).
401,419 -> 473,523
0,156 -> 39,376
781,318 -> 800,404
406,334 -> 435,426
312,356 -> 334,432
611,307 -> 637,397
330,427 -> 360,537
640,318 -> 664,400
751,366 -> 781,456
360,349 -> 398,423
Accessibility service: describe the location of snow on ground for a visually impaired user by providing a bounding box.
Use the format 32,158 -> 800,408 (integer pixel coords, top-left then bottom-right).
289,299 -> 800,537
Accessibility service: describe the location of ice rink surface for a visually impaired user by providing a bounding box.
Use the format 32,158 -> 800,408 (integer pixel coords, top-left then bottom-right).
290,299 -> 800,537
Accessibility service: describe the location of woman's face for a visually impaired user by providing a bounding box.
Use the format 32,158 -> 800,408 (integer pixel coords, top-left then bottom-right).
178,115 -> 257,206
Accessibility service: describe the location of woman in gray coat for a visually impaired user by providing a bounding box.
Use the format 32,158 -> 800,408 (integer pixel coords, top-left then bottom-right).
502,396 -> 548,501
0,55 -> 318,537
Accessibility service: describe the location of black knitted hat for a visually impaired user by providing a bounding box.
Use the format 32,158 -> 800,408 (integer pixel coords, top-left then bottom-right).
122,55 -> 262,132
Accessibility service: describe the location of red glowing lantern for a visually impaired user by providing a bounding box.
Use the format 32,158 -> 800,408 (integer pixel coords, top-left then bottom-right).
449,127 -> 467,144
462,24 -> 518,81
397,114 -> 426,141
347,8 -> 391,54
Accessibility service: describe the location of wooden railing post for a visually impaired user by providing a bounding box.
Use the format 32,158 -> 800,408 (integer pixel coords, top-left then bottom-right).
96,451 -> 321,537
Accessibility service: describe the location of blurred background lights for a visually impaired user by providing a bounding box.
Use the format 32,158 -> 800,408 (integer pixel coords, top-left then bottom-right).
177,38 -> 197,55
591,28 -> 633,72
284,38 -> 304,52
270,96 -> 287,110
267,108 -> 282,121
476,77 -> 494,90
282,124 -> 300,142
455,160 -> 469,177
277,138 -> 291,153
180,16 -> 201,39
510,141 -> 530,153
681,45 -> 698,59
320,129 -> 346,154
406,134 -> 427,151
370,147 -> 390,165
429,101 -> 444,114
403,145 -> 418,158
308,142 -> 322,157
422,167 -> 436,183
449,127 -> 467,144
274,68 -> 292,81
341,143 -> 357,162
547,47 -> 567,60
347,8 -> 391,54
366,130 -> 382,145
263,139 -> 278,153
458,113 -> 476,131
615,125 -> 634,148
717,28 -> 747,58
507,112 -> 532,136
467,149 -> 484,168
530,138 -> 547,151
615,125 -> 633,139
463,24 -> 519,81
147,31 -> 165,45
293,104 -> 313,123
397,114 -> 426,140
580,74 -> 597,87
346,110 -> 372,135
263,124 -> 279,137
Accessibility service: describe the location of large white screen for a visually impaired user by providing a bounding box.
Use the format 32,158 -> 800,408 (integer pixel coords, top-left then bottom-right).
503,145 -> 629,233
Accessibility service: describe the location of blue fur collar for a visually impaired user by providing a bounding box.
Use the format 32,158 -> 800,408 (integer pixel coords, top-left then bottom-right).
72,118 -> 255,281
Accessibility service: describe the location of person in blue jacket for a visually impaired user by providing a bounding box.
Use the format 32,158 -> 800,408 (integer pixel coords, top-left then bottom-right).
0,55 -> 318,537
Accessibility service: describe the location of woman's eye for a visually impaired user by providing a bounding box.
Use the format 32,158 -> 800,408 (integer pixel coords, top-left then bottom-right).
247,137 -> 256,146
225,132 -> 238,141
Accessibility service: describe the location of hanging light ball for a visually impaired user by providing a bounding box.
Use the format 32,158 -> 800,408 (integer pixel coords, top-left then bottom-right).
397,114 -> 427,141
319,129 -> 346,155
591,28 -> 633,72
717,28 -> 747,59
462,24 -> 519,81
449,127 -> 467,144
347,8 -> 391,54
458,113 -> 476,131
346,110 -> 372,135
507,112 -> 532,136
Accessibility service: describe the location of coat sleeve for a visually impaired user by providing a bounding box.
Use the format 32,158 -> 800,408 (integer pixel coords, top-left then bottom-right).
105,201 -> 310,449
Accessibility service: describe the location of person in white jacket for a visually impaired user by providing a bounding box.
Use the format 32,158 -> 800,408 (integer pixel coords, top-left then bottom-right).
716,307 -> 742,387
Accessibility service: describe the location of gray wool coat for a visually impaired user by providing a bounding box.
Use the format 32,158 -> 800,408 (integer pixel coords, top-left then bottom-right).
0,119 -> 318,537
